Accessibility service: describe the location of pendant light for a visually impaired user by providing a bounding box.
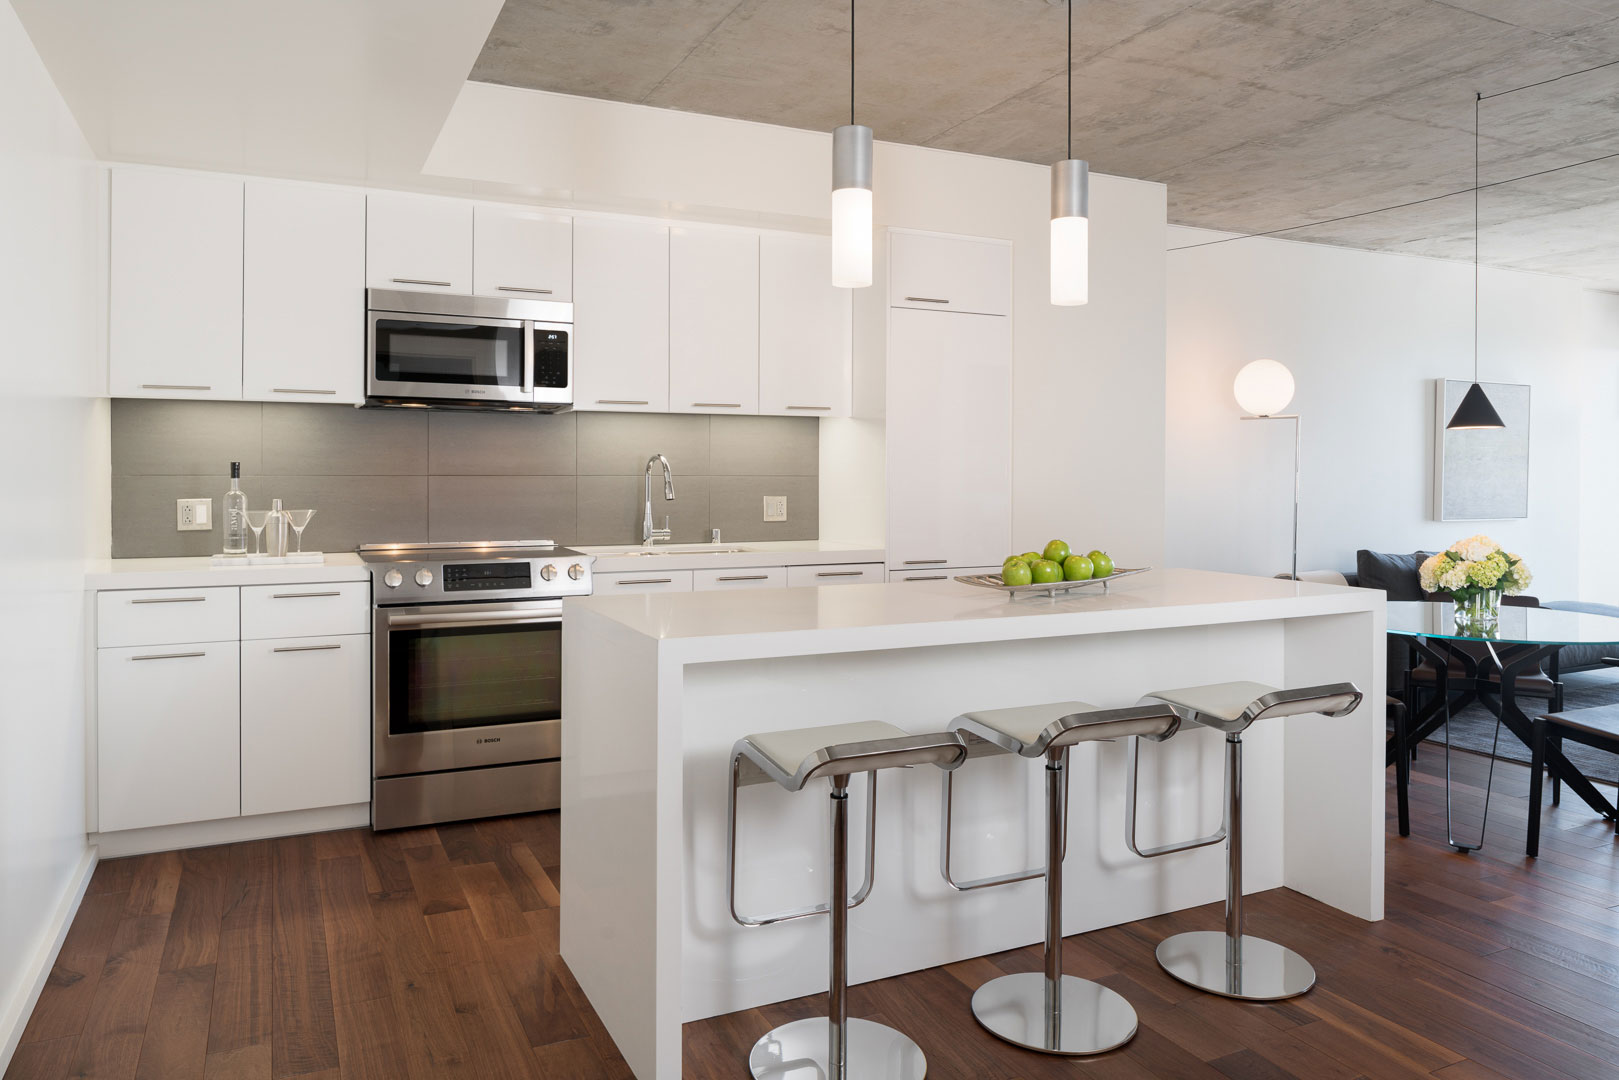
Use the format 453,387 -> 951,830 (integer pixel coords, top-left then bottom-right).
831,0 -> 872,288
1447,92 -> 1505,430
1050,0 -> 1090,306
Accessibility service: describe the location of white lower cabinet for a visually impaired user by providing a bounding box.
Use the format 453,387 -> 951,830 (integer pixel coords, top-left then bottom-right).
786,563 -> 884,587
240,635 -> 371,816
97,643 -> 241,832
596,570 -> 695,596
889,565 -> 1001,584
693,567 -> 786,591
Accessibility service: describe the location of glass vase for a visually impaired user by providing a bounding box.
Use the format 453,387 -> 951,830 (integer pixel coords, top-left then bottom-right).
1452,588 -> 1502,631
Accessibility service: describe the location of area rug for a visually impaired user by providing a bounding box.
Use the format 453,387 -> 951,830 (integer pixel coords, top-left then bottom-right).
1419,668 -> 1619,782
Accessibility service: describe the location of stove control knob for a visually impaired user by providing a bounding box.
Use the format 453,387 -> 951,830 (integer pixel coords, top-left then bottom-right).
539,563 -> 558,581
415,568 -> 434,587
568,563 -> 586,581
383,569 -> 403,589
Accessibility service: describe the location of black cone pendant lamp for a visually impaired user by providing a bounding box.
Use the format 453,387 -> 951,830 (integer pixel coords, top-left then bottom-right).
1447,92 -> 1505,431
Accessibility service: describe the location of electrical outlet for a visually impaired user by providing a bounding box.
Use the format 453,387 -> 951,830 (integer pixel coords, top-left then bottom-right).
177,498 -> 212,531
762,495 -> 787,522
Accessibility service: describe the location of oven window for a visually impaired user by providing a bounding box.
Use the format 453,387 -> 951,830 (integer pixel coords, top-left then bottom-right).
374,318 -> 524,387
388,622 -> 560,734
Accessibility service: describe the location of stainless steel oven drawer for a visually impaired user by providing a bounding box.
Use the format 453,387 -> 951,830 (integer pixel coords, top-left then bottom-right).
372,760 -> 560,830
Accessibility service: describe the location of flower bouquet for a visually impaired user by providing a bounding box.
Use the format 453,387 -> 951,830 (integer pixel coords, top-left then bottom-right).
1419,536 -> 1532,629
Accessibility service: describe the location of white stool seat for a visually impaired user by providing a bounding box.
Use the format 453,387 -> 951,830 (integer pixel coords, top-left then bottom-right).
1144,680 -> 1360,734
954,700 -> 1181,756
745,720 -> 905,777
1146,681 -> 1277,724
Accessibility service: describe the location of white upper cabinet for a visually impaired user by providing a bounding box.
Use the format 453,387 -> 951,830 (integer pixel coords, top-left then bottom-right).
109,168 -> 244,399
759,233 -> 851,417
243,182 -> 365,404
888,231 -> 1012,317
473,204 -> 573,301
366,192 -> 472,293
669,227 -> 759,414
886,306 -> 1012,570
573,217 -> 670,412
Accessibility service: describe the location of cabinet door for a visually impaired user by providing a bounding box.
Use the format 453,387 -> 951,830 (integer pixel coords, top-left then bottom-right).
243,182 -> 365,403
692,567 -> 786,591
473,204 -> 572,301
886,309 -> 1012,570
759,233 -> 851,417
888,232 -> 1012,317
366,193 -> 472,293
109,168 -> 243,399
786,562 -> 883,587
573,218 -> 670,412
670,227 -> 758,414
97,643 -> 240,831
594,570 -> 693,595
240,635 -> 370,816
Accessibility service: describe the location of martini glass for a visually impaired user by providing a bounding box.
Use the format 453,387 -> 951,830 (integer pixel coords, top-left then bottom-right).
285,509 -> 316,554
244,510 -> 271,555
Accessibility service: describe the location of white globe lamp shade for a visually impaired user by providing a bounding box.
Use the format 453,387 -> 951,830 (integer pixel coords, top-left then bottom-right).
1233,359 -> 1295,416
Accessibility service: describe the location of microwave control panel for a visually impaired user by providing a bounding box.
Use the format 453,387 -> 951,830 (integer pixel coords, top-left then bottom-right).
534,330 -> 570,388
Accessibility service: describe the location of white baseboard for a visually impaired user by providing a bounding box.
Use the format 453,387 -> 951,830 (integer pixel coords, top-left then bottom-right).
0,846 -> 98,1076
90,803 -> 370,859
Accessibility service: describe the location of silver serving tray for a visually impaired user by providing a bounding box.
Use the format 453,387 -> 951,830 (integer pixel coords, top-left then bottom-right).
955,565 -> 1151,599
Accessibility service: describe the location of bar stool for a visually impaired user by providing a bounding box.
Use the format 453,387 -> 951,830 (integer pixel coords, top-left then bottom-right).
940,700 -> 1182,1055
1139,681 -> 1363,1001
729,720 -> 969,1080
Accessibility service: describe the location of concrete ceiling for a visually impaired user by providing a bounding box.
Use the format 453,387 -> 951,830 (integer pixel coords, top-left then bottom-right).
471,0 -> 1619,288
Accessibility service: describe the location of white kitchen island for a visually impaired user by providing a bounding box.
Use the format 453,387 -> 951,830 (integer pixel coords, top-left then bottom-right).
560,568 -> 1386,1079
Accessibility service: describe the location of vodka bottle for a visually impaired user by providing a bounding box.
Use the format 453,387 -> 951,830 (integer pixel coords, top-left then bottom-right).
223,462 -> 248,555
266,498 -> 290,558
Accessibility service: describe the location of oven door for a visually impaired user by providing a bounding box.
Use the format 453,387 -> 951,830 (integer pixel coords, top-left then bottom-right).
374,599 -> 562,777
368,310 -> 535,405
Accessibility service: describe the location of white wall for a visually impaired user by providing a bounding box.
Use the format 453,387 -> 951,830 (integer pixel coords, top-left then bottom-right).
0,2 -> 106,1068
1166,226 -> 1592,599
1580,290 -> 1619,601
426,83 -> 1169,564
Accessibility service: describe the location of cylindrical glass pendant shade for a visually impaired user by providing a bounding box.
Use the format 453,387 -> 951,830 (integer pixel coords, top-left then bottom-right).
1050,159 -> 1089,306
832,124 -> 874,289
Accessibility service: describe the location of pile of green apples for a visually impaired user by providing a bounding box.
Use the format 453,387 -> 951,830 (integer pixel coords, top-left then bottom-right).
1001,541 -> 1114,587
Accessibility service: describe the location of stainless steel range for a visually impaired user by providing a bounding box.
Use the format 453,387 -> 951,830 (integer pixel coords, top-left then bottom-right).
360,540 -> 593,830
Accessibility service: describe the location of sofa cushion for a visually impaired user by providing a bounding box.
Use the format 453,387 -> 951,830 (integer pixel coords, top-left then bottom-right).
1356,550 -> 1437,602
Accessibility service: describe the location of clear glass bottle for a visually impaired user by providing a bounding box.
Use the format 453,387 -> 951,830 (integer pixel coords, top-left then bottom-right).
266,498 -> 290,558
223,462 -> 248,555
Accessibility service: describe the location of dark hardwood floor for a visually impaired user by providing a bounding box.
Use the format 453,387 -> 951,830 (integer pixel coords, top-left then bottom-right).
8,752 -> 1619,1079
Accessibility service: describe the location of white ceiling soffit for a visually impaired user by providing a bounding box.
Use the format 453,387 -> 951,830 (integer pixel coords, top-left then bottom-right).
10,0 -> 504,184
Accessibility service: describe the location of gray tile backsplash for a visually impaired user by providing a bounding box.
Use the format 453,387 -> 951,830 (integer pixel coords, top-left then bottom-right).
110,401 -> 818,557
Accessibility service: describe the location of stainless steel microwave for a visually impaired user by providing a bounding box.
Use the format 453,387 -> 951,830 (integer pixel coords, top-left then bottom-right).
366,289 -> 573,412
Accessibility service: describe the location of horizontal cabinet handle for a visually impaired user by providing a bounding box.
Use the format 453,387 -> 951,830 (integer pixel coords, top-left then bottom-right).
816,571 -> 864,577
273,643 -> 342,653
141,384 -> 210,391
131,595 -> 207,604
902,575 -> 947,582
597,399 -> 649,406
903,296 -> 950,304
716,575 -> 769,582
272,388 -> 337,395
497,286 -> 554,294
787,405 -> 831,411
132,650 -> 206,661
391,277 -> 452,287
616,578 -> 673,586
271,590 -> 342,599
693,402 -> 742,408
902,559 -> 947,566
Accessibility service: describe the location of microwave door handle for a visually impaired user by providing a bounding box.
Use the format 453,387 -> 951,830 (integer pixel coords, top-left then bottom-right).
522,322 -> 536,396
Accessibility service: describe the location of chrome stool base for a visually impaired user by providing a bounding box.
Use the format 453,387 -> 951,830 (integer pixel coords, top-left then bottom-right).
747,1017 -> 927,1080
1156,930 -> 1316,1001
971,972 -> 1138,1055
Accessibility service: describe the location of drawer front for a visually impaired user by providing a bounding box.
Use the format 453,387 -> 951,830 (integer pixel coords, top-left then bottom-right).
595,570 -> 695,596
98,586 -> 240,648
888,565 -> 1001,584
787,563 -> 884,587
241,581 -> 369,640
693,567 -> 787,592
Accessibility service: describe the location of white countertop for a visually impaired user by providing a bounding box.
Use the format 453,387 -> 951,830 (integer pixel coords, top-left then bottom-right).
85,553 -> 370,590
568,567 -> 1380,660
576,539 -> 883,573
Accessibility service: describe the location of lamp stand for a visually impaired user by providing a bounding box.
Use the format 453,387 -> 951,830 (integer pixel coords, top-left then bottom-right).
1241,414 -> 1300,581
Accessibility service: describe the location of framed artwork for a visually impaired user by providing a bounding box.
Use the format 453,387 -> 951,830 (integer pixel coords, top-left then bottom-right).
1433,379 -> 1530,521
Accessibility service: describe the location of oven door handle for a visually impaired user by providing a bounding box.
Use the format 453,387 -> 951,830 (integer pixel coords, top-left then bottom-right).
385,608 -> 563,629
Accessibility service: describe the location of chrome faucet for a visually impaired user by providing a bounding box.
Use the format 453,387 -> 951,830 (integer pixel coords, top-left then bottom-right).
642,454 -> 675,544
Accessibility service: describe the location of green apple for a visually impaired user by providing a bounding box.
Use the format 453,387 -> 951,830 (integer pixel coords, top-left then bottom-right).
1020,551 -> 1043,565
1030,559 -> 1064,584
1062,555 -> 1094,581
1043,539 -> 1071,564
1001,560 -> 1033,586
1003,554 -> 1028,569
1088,550 -> 1115,577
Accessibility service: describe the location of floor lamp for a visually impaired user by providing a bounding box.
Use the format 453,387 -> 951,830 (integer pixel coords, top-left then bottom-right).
1234,359 -> 1300,581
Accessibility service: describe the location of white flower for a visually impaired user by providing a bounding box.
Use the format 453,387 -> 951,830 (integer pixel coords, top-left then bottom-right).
1419,553 -> 1445,593
1438,563 -> 1470,592
1451,535 -> 1500,563
1504,554 -> 1533,594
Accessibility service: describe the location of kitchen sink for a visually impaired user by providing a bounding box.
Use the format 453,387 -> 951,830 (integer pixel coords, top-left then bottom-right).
594,546 -> 754,557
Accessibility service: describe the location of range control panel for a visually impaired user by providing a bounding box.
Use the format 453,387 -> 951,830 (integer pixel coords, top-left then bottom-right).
444,561 -> 533,592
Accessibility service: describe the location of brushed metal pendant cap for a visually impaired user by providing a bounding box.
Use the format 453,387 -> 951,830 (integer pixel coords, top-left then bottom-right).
1051,158 -> 1090,219
833,124 -> 874,191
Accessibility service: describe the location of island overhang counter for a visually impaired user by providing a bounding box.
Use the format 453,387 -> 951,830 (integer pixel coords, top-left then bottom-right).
559,568 -> 1387,1079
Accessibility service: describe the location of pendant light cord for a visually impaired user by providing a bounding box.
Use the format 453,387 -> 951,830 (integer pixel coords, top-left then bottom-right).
850,0 -> 855,126
1066,0 -> 1073,160
1474,91 -> 1480,384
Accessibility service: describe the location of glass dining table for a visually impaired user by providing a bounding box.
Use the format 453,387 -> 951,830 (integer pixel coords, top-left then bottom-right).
1386,601 -> 1619,852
